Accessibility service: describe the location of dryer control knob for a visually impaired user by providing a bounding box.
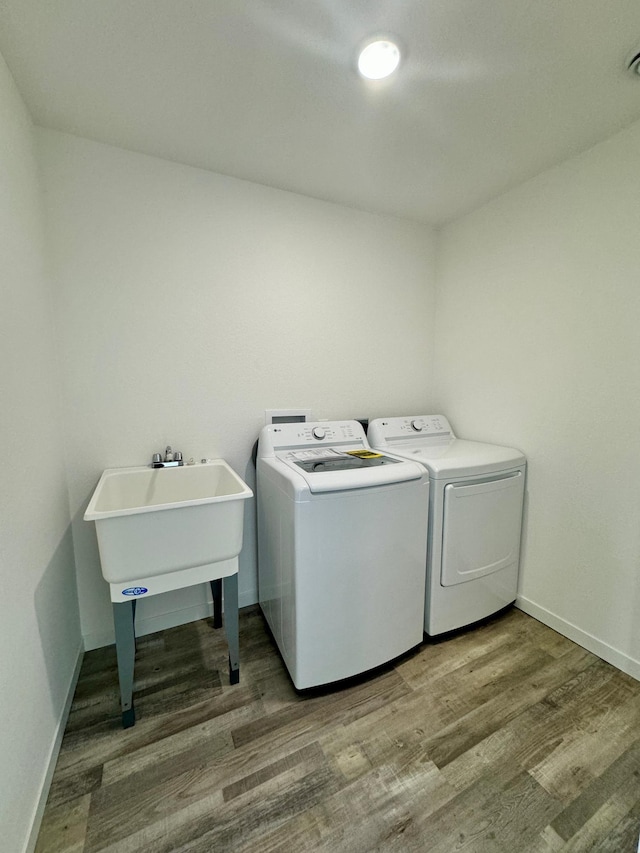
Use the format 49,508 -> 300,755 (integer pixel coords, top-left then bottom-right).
312,427 -> 326,440
410,420 -> 423,432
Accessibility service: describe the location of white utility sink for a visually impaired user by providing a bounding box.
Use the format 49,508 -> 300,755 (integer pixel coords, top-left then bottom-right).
84,460 -> 253,584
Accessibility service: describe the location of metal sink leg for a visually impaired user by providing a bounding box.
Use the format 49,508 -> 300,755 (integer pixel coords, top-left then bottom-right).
112,599 -> 136,728
210,578 -> 223,629
223,573 -> 240,684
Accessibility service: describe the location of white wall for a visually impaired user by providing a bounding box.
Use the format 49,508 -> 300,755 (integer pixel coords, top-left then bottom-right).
37,129 -> 437,650
434,118 -> 640,678
0,58 -> 82,852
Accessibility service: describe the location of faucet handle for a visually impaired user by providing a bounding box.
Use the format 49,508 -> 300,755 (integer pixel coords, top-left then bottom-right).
151,446 -> 183,467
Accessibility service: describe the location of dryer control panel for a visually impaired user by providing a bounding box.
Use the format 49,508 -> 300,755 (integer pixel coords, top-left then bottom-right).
368,415 -> 453,446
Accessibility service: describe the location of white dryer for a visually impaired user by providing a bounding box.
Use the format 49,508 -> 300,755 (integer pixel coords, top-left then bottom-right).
368,415 -> 526,636
257,420 -> 429,689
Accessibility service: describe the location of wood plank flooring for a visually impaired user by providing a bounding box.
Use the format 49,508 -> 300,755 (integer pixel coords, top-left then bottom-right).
35,606 -> 640,852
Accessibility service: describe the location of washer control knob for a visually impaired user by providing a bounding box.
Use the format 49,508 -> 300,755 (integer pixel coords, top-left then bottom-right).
410,419 -> 423,432
312,427 -> 326,440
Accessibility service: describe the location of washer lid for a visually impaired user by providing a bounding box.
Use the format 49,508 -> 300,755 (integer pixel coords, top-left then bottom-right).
289,450 -> 400,473
279,448 -> 424,492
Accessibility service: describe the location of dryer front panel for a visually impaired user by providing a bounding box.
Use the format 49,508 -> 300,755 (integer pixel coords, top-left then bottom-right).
440,470 -> 524,587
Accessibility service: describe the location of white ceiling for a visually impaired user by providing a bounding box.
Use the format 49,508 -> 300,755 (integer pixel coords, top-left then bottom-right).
1,1 -> 640,225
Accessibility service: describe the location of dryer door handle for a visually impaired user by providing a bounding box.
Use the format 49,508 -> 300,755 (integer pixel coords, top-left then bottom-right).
446,470 -> 522,499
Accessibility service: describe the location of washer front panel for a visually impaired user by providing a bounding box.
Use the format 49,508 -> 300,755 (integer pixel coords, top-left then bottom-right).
256,418 -> 430,688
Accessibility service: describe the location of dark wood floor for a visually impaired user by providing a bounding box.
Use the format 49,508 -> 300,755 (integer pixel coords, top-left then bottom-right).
36,605 -> 640,852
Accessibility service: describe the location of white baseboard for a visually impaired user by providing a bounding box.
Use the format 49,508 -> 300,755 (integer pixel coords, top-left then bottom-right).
83,588 -> 258,651
516,595 -> 640,682
25,641 -> 84,853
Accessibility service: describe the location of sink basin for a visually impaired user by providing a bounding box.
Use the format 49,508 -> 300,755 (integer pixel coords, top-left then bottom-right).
84,460 -> 253,584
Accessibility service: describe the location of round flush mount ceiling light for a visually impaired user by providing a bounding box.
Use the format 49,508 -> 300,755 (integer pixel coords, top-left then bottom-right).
357,39 -> 401,80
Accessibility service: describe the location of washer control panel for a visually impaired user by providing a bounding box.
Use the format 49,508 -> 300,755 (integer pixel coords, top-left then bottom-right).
262,420 -> 365,454
368,415 -> 453,445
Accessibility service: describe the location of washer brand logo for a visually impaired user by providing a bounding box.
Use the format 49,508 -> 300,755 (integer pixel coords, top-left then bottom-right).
122,587 -> 148,596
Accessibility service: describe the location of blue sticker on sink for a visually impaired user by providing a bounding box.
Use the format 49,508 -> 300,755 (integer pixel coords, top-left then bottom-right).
122,587 -> 148,596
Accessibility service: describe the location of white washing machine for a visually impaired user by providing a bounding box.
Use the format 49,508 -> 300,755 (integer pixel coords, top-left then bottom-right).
257,420 -> 429,689
368,415 -> 526,636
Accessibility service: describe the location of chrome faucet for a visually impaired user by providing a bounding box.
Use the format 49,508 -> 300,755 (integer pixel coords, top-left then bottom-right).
151,445 -> 184,468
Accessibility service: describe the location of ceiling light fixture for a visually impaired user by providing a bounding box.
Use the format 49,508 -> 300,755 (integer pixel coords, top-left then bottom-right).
357,39 -> 401,80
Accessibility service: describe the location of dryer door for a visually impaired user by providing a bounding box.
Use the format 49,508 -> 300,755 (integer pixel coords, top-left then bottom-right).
440,471 -> 524,587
